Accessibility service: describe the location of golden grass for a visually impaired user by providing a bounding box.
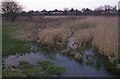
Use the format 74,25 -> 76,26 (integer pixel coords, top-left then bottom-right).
38,28 -> 67,45
5,16 -> 118,58
72,16 -> 118,58
93,17 -> 118,58
73,28 -> 94,48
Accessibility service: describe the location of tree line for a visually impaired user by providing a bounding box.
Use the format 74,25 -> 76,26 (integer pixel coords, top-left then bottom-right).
20,5 -> 118,16
1,0 -> 120,22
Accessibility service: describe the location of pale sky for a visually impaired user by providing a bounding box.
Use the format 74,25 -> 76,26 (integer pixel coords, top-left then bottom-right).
2,0 -> 120,11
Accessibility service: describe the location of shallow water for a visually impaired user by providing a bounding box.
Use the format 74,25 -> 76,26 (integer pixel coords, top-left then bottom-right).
3,31 -> 119,77
3,48 -> 116,77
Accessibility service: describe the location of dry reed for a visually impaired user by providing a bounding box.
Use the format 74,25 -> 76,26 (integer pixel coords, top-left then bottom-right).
38,28 -> 67,45
12,16 -> 118,58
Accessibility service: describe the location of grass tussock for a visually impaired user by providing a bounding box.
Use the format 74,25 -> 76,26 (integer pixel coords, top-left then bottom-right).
3,61 -> 65,77
73,28 -> 94,48
38,28 -> 67,46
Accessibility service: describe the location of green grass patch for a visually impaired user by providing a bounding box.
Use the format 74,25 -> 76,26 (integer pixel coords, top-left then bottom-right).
3,61 -> 65,77
3,69 -> 27,77
39,61 -> 65,75
63,48 -> 74,57
2,24 -> 32,56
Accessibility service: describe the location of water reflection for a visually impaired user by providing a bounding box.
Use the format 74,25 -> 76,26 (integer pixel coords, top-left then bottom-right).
3,47 -> 119,77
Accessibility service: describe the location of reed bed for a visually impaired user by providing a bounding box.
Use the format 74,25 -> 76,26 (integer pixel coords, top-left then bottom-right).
93,17 -> 118,58
11,16 -> 118,58
38,28 -> 67,46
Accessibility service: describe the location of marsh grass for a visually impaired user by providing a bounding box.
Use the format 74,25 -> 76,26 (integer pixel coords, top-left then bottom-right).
3,16 -> 118,58
63,48 -> 83,63
70,16 -> 118,58
39,61 -> 65,75
104,58 -> 120,75
3,61 -> 65,77
92,17 -> 118,58
73,28 -> 94,49
3,69 -> 27,77
2,16 -> 119,76
38,28 -> 67,50
2,25 -> 32,56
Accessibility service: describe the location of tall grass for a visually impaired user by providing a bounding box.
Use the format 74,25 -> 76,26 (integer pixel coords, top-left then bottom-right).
93,17 -> 118,58
72,16 -> 118,58
73,28 -> 94,48
4,16 -> 118,58
38,28 -> 67,47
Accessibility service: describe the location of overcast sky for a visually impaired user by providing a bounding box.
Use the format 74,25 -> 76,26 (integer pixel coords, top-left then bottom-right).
2,0 -> 120,11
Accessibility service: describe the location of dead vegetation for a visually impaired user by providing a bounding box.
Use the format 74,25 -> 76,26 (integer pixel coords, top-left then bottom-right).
73,28 -> 94,48
5,16 -> 118,58
93,17 -> 118,58
37,28 -> 67,46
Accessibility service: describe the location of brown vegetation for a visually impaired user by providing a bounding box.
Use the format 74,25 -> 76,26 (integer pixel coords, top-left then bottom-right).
5,16 -> 118,58
37,28 -> 67,45
93,17 -> 118,58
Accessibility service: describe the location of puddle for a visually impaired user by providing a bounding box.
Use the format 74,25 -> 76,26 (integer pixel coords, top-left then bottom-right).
3,52 -> 47,67
3,48 -> 117,77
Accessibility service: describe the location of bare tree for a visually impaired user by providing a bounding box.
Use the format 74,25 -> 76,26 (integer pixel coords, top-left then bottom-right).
2,0 -> 22,22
